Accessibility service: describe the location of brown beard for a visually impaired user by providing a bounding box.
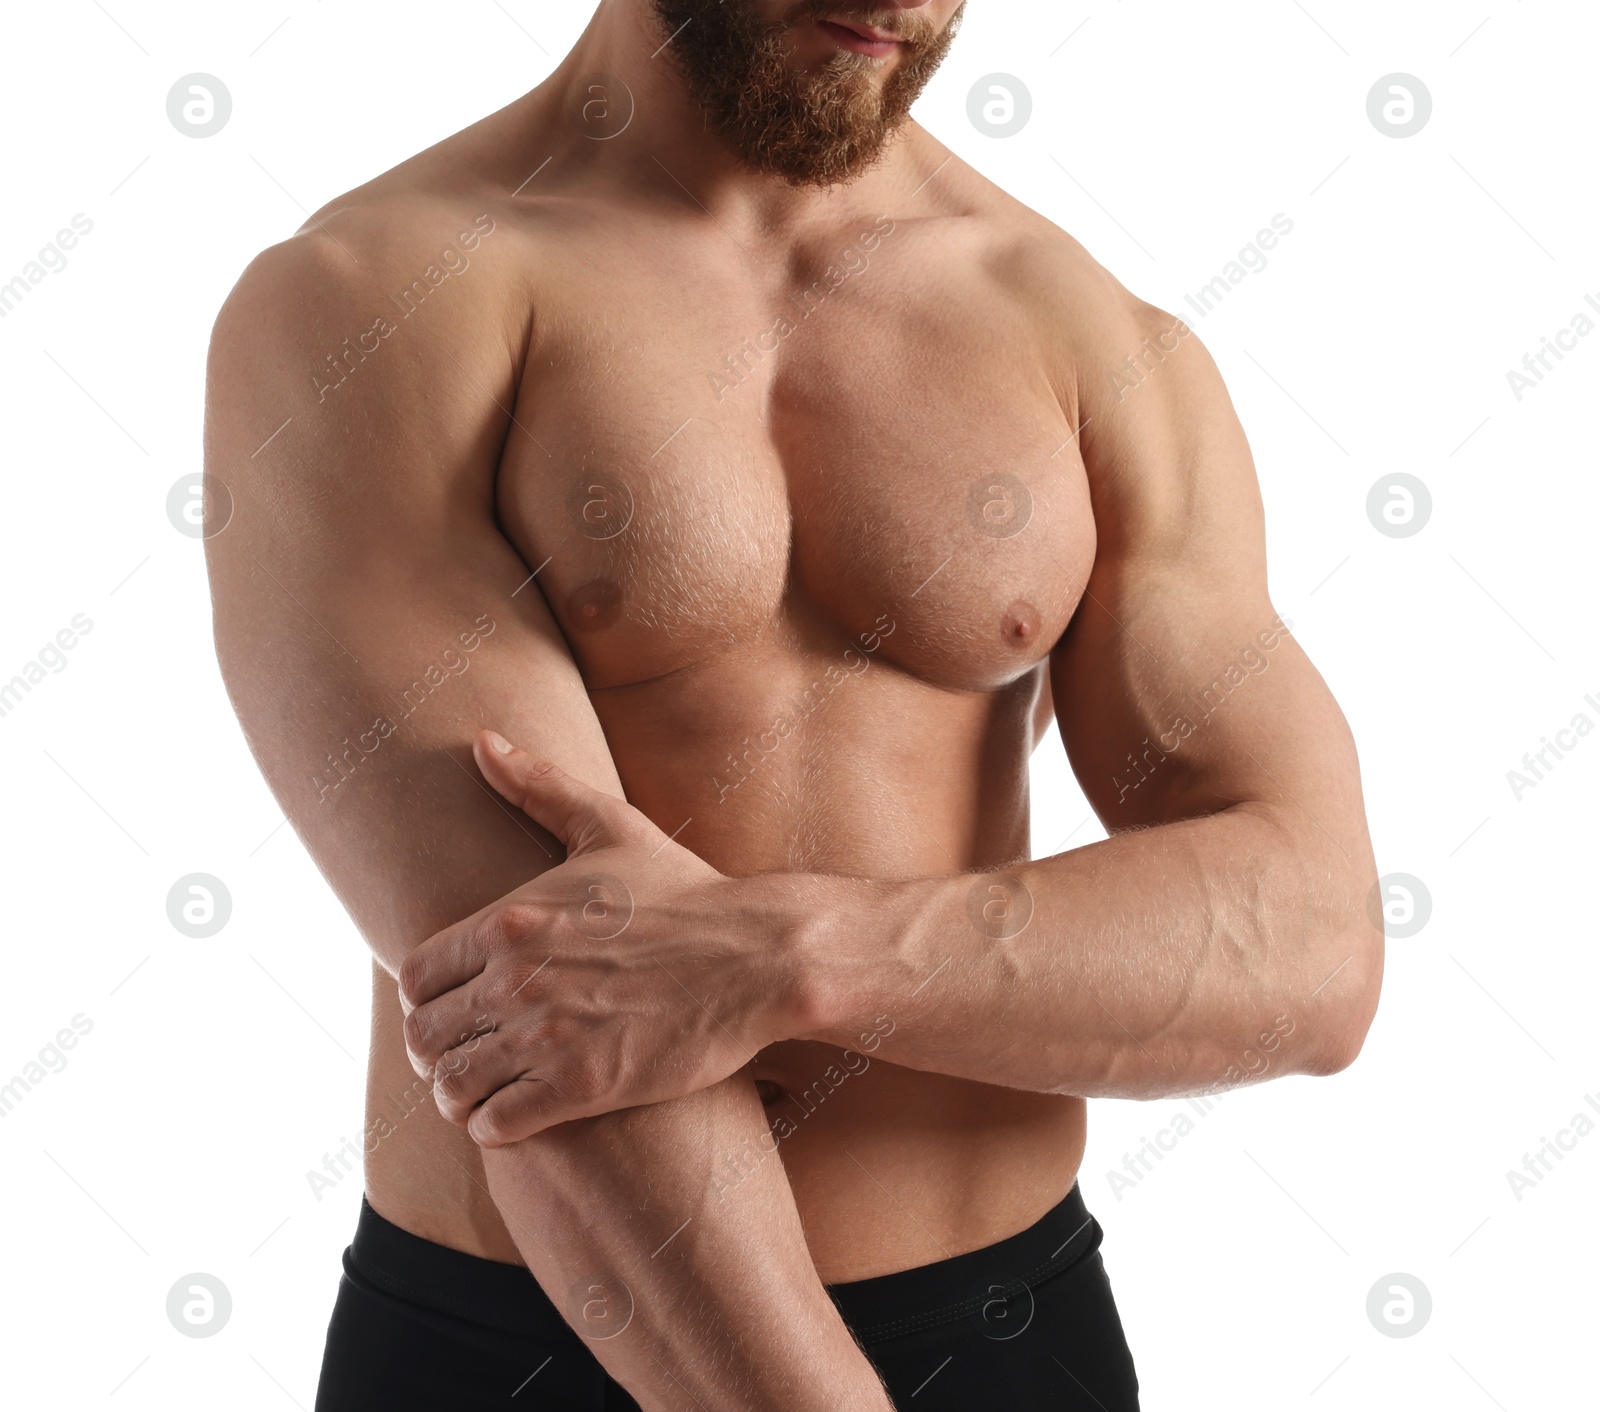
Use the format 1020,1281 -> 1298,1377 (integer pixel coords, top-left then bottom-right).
650,0 -> 963,189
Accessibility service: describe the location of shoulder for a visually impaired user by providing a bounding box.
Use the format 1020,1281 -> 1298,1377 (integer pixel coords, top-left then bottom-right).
981,215 -> 1259,554
214,92 -> 535,328
202,190 -> 531,552
920,174 -> 1215,417
207,84 -> 543,384
992,214 -> 1205,384
987,217 -> 1236,440
203,183 -> 534,511
211,189 -> 520,377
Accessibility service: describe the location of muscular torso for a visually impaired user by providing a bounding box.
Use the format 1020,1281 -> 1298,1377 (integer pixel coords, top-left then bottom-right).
361,108 -> 1099,1282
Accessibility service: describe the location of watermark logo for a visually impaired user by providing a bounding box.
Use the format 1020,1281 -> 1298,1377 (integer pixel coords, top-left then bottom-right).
166,74 -> 231,138
1365,473 -> 1431,538
567,873 -> 634,941
1366,74 -> 1431,138
966,472 -> 1032,538
167,874 -> 232,939
166,473 -> 234,540
967,74 -> 1031,137
1367,873 -> 1430,939
1365,1273 -> 1431,1337
980,1278 -> 1036,1340
166,1273 -> 232,1337
965,873 -> 1033,940
568,471 -> 634,540
567,1275 -> 634,1339
569,74 -> 634,140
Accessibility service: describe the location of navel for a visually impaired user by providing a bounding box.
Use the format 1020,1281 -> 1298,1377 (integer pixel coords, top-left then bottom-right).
566,577 -> 624,631
1001,598 -> 1042,649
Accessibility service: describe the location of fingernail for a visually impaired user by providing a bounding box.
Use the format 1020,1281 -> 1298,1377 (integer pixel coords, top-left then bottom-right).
484,730 -> 514,755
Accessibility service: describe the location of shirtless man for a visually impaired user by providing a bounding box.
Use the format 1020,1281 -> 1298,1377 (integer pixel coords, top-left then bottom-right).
204,2 -> 1382,1407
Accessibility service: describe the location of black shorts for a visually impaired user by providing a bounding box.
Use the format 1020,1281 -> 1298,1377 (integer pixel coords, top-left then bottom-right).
315,1183 -> 1140,1409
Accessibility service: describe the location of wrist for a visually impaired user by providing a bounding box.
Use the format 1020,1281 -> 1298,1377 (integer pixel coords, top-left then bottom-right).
745,872 -> 905,1046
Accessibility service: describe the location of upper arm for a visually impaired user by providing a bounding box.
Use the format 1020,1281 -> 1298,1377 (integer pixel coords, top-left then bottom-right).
204,220 -> 617,974
1049,283 -> 1370,867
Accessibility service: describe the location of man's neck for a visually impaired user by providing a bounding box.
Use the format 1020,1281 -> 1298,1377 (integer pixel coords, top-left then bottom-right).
515,0 -> 931,236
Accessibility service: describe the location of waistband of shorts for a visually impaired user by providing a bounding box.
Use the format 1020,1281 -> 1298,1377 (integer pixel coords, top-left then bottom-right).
346,1199 -> 555,1338
346,1181 -> 1100,1347
823,1181 -> 1101,1343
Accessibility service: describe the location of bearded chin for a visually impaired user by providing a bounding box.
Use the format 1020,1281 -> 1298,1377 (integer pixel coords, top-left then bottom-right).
652,2 -> 961,189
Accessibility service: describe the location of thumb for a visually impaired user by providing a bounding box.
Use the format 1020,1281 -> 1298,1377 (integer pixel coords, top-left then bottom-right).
473,731 -> 629,854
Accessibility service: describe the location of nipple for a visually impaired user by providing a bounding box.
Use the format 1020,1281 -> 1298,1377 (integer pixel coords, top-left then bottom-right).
1001,599 -> 1042,649
566,577 -> 623,631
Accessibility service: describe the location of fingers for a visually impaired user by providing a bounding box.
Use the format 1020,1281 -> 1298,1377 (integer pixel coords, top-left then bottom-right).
429,1031 -> 535,1126
397,922 -> 488,1015
472,731 -> 632,854
467,1074 -> 569,1147
401,980 -> 495,1078
422,1011 -> 593,1142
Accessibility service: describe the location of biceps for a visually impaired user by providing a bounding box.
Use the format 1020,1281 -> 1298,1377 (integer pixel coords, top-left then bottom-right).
209,533 -> 619,972
1052,578 -> 1353,829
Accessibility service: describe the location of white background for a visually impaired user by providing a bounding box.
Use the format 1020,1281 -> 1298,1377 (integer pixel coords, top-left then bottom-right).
2,1 -> 1595,1407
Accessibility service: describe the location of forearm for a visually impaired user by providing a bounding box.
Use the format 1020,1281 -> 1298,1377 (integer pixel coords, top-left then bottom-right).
481,1076 -> 893,1412
794,802 -> 1380,1099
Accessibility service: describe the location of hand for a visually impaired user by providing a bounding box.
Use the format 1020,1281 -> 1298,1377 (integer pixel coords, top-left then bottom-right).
397,730 -> 809,1145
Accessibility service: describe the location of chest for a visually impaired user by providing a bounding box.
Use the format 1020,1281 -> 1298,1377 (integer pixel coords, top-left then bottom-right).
496,227 -> 1097,693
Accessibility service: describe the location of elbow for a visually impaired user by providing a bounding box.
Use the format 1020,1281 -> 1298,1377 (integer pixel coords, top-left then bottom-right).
1305,1014 -> 1372,1077
1301,922 -> 1384,1076
1252,810 -> 1383,1079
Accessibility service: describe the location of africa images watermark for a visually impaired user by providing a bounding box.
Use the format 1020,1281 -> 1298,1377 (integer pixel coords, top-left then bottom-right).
305,1014 -> 490,1201
1504,1086 -> 1600,1202
311,213 -> 498,404
1105,312 -> 1194,403
312,614 -> 497,803
1104,1012 -> 1298,1203
1505,290 -> 1600,402
0,213 -> 94,320
1505,691 -> 1600,800
0,613 -> 95,721
1182,213 -> 1295,321
0,1015 -> 94,1119
710,1015 -> 898,1203
1109,614 -> 1293,806
710,614 -> 896,803
1108,214 -> 1295,404
706,214 -> 896,402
